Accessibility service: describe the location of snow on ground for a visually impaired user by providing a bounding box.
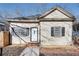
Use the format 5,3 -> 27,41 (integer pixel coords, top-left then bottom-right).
20,47 -> 39,56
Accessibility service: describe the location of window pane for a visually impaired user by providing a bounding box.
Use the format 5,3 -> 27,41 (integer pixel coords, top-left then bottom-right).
51,27 -> 65,37
54,27 -> 61,37
11,27 -> 29,37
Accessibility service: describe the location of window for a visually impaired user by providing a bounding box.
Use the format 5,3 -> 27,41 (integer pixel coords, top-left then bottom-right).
11,27 -> 29,37
51,27 -> 65,37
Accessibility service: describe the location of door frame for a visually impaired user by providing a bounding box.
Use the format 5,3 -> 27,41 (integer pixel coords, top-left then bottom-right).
30,27 -> 38,43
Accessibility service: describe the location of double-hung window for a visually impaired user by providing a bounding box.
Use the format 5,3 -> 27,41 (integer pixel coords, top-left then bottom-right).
51,27 -> 65,37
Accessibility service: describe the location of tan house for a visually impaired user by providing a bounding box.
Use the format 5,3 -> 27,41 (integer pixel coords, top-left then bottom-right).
7,6 -> 75,47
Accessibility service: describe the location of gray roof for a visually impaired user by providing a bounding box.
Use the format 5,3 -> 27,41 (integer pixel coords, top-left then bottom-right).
7,14 -> 41,20
7,6 -> 76,22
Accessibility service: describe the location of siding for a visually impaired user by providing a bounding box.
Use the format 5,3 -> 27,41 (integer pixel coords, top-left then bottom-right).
10,23 -> 39,44
40,22 -> 73,46
44,10 -> 69,18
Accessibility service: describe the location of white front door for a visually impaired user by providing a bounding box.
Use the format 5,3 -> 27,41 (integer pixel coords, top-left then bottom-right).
31,27 -> 38,42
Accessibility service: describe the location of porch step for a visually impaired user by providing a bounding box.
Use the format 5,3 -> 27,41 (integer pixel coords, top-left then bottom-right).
27,42 -> 40,47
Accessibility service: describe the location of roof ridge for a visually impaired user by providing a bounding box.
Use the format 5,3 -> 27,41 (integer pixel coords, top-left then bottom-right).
39,6 -> 75,19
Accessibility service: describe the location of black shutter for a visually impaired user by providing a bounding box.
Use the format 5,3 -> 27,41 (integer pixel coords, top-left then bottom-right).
51,27 -> 54,36
62,27 -> 65,36
26,28 -> 29,36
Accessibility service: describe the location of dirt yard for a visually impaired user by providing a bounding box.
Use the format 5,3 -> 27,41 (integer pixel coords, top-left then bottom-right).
40,46 -> 79,56
2,45 -> 79,56
2,45 -> 26,56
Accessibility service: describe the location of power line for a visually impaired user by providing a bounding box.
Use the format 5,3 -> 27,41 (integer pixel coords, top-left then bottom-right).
11,27 -> 28,44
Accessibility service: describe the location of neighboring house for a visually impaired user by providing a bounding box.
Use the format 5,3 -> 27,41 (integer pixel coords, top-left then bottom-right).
0,22 -> 8,31
7,6 -> 75,47
73,21 -> 79,32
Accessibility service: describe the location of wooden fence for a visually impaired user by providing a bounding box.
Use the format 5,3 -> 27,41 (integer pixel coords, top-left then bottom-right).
0,31 -> 9,47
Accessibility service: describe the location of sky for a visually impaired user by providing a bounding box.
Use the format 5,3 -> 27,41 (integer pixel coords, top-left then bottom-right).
0,3 -> 79,20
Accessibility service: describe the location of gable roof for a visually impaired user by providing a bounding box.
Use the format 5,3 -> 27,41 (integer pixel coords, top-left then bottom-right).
39,6 -> 75,19
7,6 -> 76,23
